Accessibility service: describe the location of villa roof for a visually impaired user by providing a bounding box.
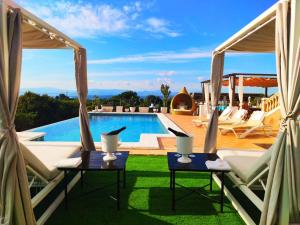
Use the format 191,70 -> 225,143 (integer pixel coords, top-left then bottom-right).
5,0 -> 82,50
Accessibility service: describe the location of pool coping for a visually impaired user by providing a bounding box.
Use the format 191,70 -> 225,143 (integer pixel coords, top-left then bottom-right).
22,113 -> 183,149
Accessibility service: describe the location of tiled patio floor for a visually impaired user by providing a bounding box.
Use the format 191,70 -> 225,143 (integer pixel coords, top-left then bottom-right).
120,114 -> 276,155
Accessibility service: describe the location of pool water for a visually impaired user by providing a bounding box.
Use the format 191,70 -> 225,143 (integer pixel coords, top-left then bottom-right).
31,114 -> 168,142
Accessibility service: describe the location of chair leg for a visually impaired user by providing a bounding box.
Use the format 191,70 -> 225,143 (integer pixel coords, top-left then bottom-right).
239,126 -> 258,139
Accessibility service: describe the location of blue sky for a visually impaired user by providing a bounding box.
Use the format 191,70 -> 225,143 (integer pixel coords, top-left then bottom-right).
18,0 -> 277,93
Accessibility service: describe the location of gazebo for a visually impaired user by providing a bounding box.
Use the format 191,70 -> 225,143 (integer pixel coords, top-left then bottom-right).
0,1 -> 95,225
201,73 -> 277,108
204,0 -> 300,225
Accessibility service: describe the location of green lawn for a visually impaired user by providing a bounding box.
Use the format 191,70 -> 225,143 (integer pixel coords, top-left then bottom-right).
46,156 -> 245,225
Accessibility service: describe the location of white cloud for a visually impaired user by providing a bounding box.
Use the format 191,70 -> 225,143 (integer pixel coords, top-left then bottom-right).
156,78 -> 173,85
145,17 -> 180,37
88,49 -> 212,64
88,69 -> 208,79
17,0 -> 180,39
197,76 -> 205,81
157,71 -> 176,76
87,79 -> 203,92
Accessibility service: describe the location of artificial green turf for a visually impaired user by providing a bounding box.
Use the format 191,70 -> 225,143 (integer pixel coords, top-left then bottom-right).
46,156 -> 245,225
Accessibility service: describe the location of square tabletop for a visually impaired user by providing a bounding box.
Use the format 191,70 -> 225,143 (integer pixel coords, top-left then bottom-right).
57,151 -> 129,171
167,152 -> 230,172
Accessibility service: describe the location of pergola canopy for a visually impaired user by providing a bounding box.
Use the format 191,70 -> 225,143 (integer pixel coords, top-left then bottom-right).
5,0 -> 82,49
215,2 -> 277,53
222,77 -> 277,88
202,73 -> 277,88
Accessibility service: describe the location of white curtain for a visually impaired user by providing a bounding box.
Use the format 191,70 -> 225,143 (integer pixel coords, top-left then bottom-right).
74,48 -> 96,151
260,1 -> 300,224
238,76 -> 244,108
0,9 -> 36,225
228,76 -> 235,107
204,52 -> 225,153
204,83 -> 210,117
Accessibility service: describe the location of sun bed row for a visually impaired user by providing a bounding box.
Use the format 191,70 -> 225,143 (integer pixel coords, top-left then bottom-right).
193,106 -> 274,138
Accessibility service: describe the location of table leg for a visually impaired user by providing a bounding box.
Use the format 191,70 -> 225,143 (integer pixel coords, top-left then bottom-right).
172,170 -> 175,211
117,170 -> 120,210
169,170 -> 173,190
210,172 -> 213,192
123,168 -> 126,189
220,172 -> 224,213
64,170 -> 68,209
80,170 -> 84,188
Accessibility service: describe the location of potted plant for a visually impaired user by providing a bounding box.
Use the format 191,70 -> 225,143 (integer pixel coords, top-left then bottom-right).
129,97 -> 138,112
139,99 -> 149,113
160,84 -> 171,113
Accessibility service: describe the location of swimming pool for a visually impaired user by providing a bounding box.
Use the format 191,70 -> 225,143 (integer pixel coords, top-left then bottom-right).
31,113 -> 169,142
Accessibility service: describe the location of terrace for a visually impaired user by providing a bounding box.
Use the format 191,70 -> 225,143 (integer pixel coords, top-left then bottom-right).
0,1 -> 299,225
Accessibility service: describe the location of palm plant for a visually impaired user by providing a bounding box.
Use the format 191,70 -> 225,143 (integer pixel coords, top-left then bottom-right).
160,84 -> 171,107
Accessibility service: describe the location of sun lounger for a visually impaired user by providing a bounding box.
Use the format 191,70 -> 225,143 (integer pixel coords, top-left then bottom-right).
21,142 -> 81,182
216,148 -> 272,211
218,111 -> 271,138
20,141 -> 82,224
192,106 -> 244,127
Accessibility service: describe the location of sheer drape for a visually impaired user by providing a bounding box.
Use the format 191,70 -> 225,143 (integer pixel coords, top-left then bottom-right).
228,76 -> 234,107
238,76 -> 244,108
204,52 -> 224,153
0,9 -> 36,225
260,1 -> 300,224
74,48 -> 96,151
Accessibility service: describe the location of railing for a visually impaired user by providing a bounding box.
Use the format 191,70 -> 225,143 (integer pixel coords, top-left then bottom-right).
261,93 -> 280,112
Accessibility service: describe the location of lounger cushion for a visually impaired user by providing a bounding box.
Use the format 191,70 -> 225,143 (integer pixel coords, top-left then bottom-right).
20,142 -> 81,181
217,148 -> 271,183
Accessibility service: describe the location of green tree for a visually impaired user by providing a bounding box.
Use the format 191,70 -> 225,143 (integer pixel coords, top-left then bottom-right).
160,84 -> 171,107
144,95 -> 163,106
16,91 -> 79,131
118,91 -> 140,107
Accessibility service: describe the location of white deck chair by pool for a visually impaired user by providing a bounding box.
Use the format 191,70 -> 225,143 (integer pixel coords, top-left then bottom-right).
214,147 -> 272,223
20,141 -> 82,225
218,111 -> 270,138
192,106 -> 243,127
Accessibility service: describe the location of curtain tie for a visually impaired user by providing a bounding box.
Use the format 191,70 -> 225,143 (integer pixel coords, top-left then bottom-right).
280,112 -> 298,130
0,124 -> 16,139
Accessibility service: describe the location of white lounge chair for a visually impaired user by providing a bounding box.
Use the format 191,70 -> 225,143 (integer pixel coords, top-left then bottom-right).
20,141 -> 82,224
192,106 -> 244,127
216,148 -> 272,212
218,111 -> 271,138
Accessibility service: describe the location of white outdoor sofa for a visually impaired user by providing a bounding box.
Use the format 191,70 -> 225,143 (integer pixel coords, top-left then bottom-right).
20,141 -> 82,225
214,147 -> 272,225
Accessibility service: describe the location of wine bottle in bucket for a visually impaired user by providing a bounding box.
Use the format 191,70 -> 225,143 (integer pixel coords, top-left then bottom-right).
102,127 -> 126,161
168,127 -> 193,163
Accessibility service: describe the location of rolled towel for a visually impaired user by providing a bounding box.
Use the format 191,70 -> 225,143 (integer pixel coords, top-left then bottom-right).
205,159 -> 231,171
55,157 -> 82,168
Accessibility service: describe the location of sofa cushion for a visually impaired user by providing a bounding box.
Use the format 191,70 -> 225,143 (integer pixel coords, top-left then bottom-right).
217,149 -> 270,183
20,142 -> 81,181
